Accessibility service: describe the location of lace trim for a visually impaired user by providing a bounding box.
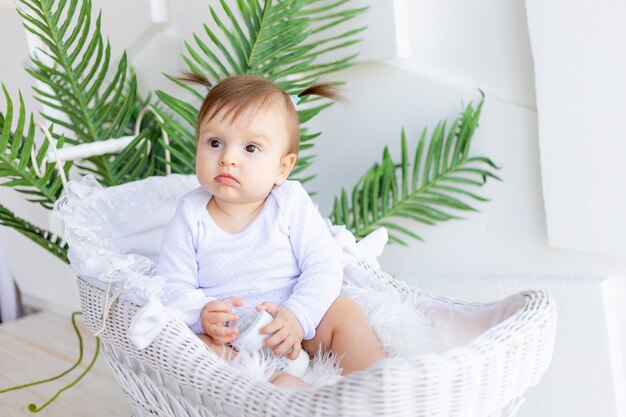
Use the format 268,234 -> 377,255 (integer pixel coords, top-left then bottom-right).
54,174 -> 197,335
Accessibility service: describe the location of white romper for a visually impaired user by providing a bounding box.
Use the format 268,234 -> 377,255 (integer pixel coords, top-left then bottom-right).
155,180 -> 343,339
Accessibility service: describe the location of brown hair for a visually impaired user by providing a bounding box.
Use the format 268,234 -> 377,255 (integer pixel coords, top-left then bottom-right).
178,71 -> 343,156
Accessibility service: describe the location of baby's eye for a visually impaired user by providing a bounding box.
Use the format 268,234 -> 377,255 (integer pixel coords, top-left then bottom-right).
209,138 -> 222,148
245,144 -> 260,153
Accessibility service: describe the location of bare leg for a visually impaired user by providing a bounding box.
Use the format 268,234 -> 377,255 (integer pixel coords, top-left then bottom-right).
270,371 -> 312,389
196,333 -> 238,358
196,334 -> 311,389
302,296 -> 387,375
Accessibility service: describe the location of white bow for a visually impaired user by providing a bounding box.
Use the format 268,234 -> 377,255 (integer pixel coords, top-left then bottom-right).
128,290 -> 210,349
325,220 -> 388,269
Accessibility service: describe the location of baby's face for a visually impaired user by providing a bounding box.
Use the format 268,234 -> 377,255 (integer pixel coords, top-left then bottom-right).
196,107 -> 295,205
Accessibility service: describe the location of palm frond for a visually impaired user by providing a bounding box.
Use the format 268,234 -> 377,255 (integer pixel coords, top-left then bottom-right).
16,0 -> 138,186
0,203 -> 68,263
0,85 -> 70,209
152,91 -> 198,175
158,0 -> 366,180
330,93 -> 501,245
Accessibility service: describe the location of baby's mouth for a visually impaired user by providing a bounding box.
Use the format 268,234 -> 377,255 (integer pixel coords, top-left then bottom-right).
215,173 -> 239,185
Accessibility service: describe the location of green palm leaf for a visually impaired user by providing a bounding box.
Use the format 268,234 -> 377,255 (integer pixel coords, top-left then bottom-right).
0,203 -> 67,263
331,93 -> 501,244
105,95 -> 172,184
153,92 -> 198,175
0,85 -> 70,209
156,0 -> 366,182
16,0 -> 139,186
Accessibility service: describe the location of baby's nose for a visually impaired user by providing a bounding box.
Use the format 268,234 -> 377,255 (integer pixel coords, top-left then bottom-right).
219,150 -> 238,166
219,158 -> 236,166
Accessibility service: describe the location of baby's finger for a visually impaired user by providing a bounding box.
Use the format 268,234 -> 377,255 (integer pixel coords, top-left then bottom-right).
256,301 -> 279,316
263,327 -> 289,349
208,300 -> 231,313
287,342 -> 302,360
208,311 -> 238,324
272,336 -> 295,357
259,317 -> 284,335
210,323 -> 238,338
226,296 -> 245,308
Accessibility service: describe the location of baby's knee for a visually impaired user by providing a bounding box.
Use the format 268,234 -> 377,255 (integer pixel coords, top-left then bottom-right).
270,370 -> 311,389
339,295 -> 358,306
331,296 -> 361,315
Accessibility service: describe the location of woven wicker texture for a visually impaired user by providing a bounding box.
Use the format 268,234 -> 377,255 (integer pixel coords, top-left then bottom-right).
77,259 -> 557,417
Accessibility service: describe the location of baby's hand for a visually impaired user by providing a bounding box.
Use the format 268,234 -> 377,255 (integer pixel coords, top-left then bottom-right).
256,301 -> 304,360
200,296 -> 244,344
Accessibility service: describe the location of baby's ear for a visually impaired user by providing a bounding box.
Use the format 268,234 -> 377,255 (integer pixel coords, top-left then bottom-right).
276,153 -> 297,185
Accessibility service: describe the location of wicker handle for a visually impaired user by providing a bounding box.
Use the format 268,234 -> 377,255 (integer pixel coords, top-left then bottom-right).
30,106 -> 171,194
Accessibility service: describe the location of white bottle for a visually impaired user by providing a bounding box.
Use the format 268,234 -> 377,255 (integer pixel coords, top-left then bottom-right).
226,307 -> 309,378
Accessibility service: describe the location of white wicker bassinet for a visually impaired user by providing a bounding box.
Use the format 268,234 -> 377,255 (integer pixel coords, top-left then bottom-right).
59,175 -> 557,417
77,263 -> 556,417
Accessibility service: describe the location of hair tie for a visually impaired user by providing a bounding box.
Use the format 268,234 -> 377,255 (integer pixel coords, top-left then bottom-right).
290,94 -> 301,106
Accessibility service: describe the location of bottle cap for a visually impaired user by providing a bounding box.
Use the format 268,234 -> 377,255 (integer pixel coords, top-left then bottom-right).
231,310 -> 273,352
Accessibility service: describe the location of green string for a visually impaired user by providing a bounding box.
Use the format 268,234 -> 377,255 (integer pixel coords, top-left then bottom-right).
28,335 -> 100,413
0,310 -> 101,413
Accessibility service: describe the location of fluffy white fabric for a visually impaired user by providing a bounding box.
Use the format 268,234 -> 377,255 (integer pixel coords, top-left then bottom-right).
223,349 -> 278,383
222,346 -> 345,387
225,282 -> 442,387
342,283 -> 441,357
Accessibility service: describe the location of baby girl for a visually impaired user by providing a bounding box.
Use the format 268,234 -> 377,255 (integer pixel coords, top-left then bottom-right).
156,73 -> 386,388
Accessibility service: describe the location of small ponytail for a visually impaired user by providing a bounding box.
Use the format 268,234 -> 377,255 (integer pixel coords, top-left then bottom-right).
296,82 -> 345,103
177,70 -> 215,89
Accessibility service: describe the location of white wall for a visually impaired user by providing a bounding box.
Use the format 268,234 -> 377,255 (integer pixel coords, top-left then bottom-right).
526,0 -> 626,259
396,0 -> 537,110
0,1 -> 624,416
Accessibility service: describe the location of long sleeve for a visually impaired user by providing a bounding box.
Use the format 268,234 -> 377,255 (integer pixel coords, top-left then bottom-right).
155,196 -> 216,333
279,183 -> 343,340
